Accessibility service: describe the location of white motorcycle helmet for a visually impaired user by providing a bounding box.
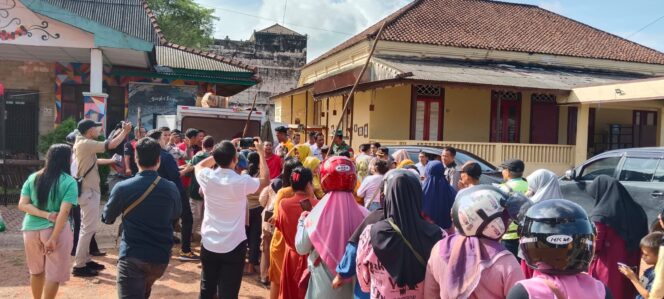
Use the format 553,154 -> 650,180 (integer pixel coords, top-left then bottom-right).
452,185 -> 530,239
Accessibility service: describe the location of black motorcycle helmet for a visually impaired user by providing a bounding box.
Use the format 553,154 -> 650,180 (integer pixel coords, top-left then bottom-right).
519,199 -> 595,275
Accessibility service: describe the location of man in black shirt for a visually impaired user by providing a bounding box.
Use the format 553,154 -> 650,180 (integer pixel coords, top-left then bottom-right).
102,137 -> 181,298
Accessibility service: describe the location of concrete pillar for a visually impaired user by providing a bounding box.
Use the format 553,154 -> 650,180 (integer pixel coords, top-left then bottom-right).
90,48 -> 103,93
574,104 -> 590,165
658,106 -> 664,146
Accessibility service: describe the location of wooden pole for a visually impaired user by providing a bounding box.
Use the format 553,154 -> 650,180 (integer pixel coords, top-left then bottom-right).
334,21 -> 387,138
242,93 -> 259,138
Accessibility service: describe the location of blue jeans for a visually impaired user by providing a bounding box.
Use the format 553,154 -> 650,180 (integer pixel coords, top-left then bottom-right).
117,257 -> 168,299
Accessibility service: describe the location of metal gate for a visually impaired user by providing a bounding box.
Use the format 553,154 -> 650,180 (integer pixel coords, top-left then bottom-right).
2,90 -> 39,159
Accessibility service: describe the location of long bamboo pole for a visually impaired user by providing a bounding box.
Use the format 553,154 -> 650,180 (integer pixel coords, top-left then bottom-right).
334,21 -> 387,138
242,93 -> 259,138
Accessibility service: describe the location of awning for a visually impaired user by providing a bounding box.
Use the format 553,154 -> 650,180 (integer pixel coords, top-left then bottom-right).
372,57 -> 646,92
566,77 -> 664,104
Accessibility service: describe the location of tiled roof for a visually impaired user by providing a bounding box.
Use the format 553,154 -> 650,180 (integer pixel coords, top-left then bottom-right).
155,45 -> 251,73
42,0 -> 161,44
307,0 -> 664,67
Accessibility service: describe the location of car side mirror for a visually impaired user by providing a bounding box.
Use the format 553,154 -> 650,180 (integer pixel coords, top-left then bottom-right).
564,169 -> 576,180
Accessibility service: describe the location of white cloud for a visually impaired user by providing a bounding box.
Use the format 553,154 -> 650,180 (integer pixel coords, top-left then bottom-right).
196,0 -> 412,61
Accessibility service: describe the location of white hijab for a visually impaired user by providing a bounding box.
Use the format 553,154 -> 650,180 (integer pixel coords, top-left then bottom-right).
526,169 -> 563,203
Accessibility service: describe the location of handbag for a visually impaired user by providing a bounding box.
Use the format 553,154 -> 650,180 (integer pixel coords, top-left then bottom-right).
76,162 -> 96,196
115,176 -> 162,243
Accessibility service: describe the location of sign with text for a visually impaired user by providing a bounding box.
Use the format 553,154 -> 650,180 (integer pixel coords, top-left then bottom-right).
128,83 -> 197,130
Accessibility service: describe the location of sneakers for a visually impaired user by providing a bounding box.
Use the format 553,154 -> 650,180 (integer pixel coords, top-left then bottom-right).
86,261 -> 106,271
72,266 -> 99,277
178,251 -> 200,262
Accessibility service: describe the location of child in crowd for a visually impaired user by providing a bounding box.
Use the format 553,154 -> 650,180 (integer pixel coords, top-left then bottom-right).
620,232 -> 664,299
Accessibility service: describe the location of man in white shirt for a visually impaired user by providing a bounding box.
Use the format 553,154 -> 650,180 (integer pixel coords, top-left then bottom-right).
194,138 -> 269,298
307,131 -> 319,153
357,160 -> 389,211
414,151 -> 429,180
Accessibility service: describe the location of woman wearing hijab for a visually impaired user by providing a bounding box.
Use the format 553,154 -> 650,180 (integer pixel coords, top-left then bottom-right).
303,157 -> 324,199
357,169 -> 444,298
588,175 -> 648,299
520,168 -> 564,278
269,158 -> 304,299
296,157 -> 369,299
332,171 -> 390,299
275,167 -> 319,299
525,169 -> 563,203
258,177 -> 283,286
421,161 -> 457,232
289,144 -> 312,163
424,185 -> 524,299
392,149 -> 410,166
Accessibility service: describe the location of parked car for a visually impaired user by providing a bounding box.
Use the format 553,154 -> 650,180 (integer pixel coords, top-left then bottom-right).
560,147 -> 664,224
384,145 -> 503,185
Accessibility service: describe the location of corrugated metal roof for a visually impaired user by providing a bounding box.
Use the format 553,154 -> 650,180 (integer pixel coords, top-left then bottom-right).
42,0 -> 160,45
373,57 -> 647,91
155,46 -> 251,73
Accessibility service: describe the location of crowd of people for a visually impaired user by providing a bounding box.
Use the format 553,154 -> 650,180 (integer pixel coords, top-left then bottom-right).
15,119 -> 664,299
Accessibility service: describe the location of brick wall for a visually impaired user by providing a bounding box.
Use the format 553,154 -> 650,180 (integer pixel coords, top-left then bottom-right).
0,60 -> 56,137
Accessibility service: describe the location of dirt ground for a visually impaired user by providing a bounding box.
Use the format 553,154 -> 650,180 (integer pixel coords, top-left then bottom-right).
0,248 -> 270,299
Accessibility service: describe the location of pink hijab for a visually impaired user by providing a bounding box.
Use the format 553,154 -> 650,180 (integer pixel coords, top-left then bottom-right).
304,191 -> 369,276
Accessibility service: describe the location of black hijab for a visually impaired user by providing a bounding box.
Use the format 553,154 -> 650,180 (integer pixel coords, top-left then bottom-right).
370,169 -> 443,288
588,175 -> 648,250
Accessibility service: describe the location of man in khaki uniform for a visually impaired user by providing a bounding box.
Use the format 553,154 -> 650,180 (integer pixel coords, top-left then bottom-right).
72,119 -> 131,277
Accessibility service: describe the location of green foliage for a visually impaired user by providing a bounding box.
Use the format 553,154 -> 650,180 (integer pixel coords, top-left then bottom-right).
38,118 -> 76,155
148,0 -> 218,49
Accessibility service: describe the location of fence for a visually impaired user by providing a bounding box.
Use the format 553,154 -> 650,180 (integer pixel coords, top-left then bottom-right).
1,159 -> 44,205
374,140 -> 575,175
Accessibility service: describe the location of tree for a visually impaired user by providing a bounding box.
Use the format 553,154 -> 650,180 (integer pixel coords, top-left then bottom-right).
148,0 -> 218,49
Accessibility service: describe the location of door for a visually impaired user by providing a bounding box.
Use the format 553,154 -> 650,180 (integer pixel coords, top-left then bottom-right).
490,91 -> 521,143
566,107 -> 596,149
3,90 -> 39,158
530,94 -> 558,144
60,84 -> 88,122
411,85 -> 444,141
633,110 -> 657,147
106,86 -> 126,136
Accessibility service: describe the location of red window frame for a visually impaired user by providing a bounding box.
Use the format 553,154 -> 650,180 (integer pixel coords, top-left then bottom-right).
410,86 -> 444,141
490,90 -> 522,143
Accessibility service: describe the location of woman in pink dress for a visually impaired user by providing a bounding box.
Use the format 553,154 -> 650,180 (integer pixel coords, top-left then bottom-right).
588,175 -> 648,299
357,169 -> 444,299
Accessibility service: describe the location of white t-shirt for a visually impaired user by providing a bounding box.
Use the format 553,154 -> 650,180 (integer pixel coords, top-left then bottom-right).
309,143 -> 322,160
415,162 -> 427,177
358,174 -> 383,208
196,167 -> 260,253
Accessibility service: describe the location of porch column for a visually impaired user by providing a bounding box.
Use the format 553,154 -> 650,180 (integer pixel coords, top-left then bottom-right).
83,48 -> 109,132
90,48 -> 103,93
574,104 -> 590,165
658,106 -> 664,146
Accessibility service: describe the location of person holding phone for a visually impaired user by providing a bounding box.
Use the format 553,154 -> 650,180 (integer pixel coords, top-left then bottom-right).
274,167 -> 318,299
194,138 -> 270,299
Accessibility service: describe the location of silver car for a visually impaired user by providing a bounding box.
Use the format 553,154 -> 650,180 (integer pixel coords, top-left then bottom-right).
560,147 -> 664,224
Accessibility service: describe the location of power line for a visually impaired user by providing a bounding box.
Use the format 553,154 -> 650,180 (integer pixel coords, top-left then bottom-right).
627,14 -> 664,38
282,0 -> 288,25
212,7 -> 354,36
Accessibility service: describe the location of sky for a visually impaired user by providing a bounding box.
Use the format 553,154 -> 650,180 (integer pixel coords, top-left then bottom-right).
194,0 -> 664,62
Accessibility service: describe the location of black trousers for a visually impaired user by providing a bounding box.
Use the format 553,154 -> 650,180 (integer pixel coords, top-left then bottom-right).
246,207 -> 263,265
70,205 -> 99,255
179,192 -> 193,253
199,242 -> 247,299
117,257 -> 168,299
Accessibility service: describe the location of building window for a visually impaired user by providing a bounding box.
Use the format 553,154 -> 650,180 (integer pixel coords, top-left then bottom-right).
490,90 -> 522,143
411,85 -> 444,141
